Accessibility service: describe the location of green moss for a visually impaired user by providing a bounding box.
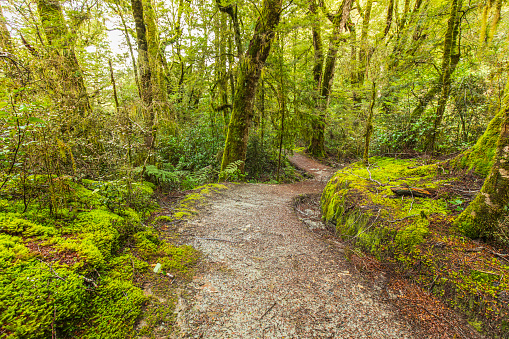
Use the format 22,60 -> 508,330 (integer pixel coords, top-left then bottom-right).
322,156 -> 509,336
154,215 -> 173,223
395,218 -> 430,252
452,111 -> 502,177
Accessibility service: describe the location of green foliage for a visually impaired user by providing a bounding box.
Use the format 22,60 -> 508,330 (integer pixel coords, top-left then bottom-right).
0,178 -> 197,338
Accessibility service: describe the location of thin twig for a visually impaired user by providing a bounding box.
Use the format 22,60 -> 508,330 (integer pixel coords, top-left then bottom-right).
259,301 -> 277,321
195,237 -> 239,243
387,214 -> 419,223
408,189 -> 415,213
366,166 -> 382,186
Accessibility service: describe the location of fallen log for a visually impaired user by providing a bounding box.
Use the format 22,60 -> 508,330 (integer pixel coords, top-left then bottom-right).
390,187 -> 433,198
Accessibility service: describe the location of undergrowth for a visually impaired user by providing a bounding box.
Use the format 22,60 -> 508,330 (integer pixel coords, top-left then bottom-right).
0,177 -> 199,338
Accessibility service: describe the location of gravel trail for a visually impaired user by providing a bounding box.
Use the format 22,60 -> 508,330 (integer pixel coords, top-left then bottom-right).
176,153 -> 414,338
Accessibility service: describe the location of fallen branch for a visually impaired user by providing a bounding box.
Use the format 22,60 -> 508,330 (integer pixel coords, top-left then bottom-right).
387,214 -> 419,223
391,187 -> 433,198
195,237 -> 238,243
464,246 -> 509,263
259,301 -> 277,320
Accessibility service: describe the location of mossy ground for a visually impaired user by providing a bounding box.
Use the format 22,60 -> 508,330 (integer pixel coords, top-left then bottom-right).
0,178 -> 223,338
322,157 -> 509,337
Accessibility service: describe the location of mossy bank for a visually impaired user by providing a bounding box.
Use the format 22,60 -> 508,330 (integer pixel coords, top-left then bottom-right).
0,178 -> 218,338
322,157 -> 509,337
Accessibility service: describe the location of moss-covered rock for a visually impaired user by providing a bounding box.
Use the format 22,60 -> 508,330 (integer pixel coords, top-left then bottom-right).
321,157 -> 509,336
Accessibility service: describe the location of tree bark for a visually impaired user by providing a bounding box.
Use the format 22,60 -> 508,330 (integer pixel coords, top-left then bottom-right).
131,0 -> 155,150
220,0 -> 283,173
488,0 -> 503,45
455,79 -> 509,240
358,0 -> 373,84
363,82 -> 376,165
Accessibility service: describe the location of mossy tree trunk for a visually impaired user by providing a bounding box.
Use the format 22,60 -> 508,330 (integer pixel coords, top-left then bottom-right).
488,0 -> 503,45
220,0 -> 283,173
216,0 -> 243,57
455,80 -> 509,240
308,0 -> 325,157
357,0 -> 373,84
427,0 -> 463,152
143,0 -> 171,124
37,0 -> 91,117
308,0 -> 353,158
363,82 -> 376,165
131,0 -> 155,150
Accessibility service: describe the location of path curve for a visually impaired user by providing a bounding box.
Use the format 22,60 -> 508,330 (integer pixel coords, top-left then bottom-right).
176,153 -> 414,338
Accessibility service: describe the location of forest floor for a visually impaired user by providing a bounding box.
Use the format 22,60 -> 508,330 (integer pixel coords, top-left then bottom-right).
168,153 -> 483,338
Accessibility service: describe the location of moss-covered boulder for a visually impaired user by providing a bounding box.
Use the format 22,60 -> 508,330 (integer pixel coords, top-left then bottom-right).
321,157 -> 509,336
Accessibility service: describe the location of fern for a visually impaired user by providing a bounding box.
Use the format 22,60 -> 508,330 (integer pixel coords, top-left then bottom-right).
218,160 -> 244,181
134,165 -> 187,187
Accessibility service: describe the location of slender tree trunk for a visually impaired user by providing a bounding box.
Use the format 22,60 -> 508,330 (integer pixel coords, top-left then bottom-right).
144,0 -> 170,122
216,0 -> 243,57
108,59 -> 120,115
488,0 -> 503,45
383,0 -> 394,37
221,0 -> 283,173
363,82 -> 376,165
115,2 -> 142,99
358,0 -> 373,84
131,0 -> 155,150
37,0 -> 91,116
428,0 -> 463,152
308,0 -> 354,158
455,79 -> 509,240
479,1 -> 490,46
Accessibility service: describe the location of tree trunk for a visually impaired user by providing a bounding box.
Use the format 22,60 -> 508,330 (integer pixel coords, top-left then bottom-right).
131,0 -> 155,150
216,0 -> 243,57
115,2 -> 142,99
488,0 -> 503,45
220,0 -> 283,173
363,82 -> 376,165
427,0 -> 463,152
455,79 -> 509,240
308,0 -> 354,158
37,0 -> 91,116
143,0 -> 170,123
358,0 -> 373,84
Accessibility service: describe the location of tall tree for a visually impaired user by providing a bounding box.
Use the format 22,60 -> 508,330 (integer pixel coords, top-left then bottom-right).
308,0 -> 354,157
131,0 -> 155,150
37,0 -> 91,116
455,79 -> 509,239
427,0 -> 463,152
221,0 -> 283,173
143,0 -> 171,121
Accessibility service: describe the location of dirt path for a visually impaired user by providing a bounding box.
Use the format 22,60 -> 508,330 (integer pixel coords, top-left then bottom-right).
175,153 -> 414,338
